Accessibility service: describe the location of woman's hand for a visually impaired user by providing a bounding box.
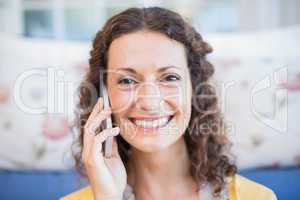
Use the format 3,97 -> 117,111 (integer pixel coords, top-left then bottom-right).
82,97 -> 127,200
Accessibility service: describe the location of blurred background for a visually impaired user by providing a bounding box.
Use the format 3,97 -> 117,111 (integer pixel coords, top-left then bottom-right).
0,0 -> 299,199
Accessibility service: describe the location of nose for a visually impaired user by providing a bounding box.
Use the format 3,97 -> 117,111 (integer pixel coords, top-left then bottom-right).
135,82 -> 162,112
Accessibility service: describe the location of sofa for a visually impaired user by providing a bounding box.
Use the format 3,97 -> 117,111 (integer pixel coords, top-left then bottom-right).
1,27 -> 299,200
0,167 -> 299,200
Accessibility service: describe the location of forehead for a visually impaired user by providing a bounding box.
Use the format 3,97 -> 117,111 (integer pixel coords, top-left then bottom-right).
107,31 -> 187,71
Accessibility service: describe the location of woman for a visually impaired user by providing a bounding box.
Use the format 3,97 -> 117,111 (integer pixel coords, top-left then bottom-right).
61,7 -> 277,200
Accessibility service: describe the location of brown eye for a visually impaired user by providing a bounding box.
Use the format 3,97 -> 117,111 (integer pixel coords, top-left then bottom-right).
162,74 -> 181,82
118,78 -> 137,85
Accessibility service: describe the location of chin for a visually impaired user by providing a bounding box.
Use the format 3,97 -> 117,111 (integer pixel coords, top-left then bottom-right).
121,126 -> 184,154
127,137 -> 178,153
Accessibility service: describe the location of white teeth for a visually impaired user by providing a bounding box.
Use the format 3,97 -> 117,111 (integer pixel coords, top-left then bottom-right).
132,117 -> 170,128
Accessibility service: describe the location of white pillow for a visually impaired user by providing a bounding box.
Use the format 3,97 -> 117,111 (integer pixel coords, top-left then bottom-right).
207,26 -> 300,169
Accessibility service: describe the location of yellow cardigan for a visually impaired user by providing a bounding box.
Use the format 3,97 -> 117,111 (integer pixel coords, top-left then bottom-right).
60,175 -> 277,200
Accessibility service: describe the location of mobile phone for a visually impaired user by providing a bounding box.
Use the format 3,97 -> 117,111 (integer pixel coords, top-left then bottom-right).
99,77 -> 113,158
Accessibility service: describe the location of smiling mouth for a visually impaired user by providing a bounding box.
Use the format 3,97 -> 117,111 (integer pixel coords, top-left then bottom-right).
128,115 -> 174,129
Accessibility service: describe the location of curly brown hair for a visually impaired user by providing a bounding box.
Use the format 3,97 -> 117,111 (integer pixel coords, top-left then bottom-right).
73,6 -> 237,196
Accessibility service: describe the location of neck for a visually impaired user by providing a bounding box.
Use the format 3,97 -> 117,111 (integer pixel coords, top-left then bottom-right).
127,137 -> 196,196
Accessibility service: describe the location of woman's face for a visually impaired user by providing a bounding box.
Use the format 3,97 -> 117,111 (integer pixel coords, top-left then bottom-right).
107,31 -> 192,153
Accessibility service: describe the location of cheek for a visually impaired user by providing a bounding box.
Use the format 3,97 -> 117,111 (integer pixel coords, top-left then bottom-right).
162,83 -> 192,114
110,90 -> 133,133
163,83 -> 192,132
109,90 -> 133,117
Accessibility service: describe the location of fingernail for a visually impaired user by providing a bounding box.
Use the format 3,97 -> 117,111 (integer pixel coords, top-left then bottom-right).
104,107 -> 112,112
104,107 -> 112,113
112,127 -> 120,134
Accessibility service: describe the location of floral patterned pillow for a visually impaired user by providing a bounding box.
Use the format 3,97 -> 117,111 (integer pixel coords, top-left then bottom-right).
0,34 -> 89,169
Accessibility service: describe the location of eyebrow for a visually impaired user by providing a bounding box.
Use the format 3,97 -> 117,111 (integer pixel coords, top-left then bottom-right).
115,65 -> 182,74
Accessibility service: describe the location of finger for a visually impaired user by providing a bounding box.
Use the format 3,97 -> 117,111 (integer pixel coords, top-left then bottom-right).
87,97 -> 103,123
91,127 -> 120,158
85,108 -> 112,130
83,107 -> 112,162
82,125 -> 95,162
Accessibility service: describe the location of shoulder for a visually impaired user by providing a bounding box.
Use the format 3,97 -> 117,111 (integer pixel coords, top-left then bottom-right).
60,186 -> 93,200
228,174 -> 277,200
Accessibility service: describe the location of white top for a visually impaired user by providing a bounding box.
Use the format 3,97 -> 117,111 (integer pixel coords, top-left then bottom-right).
122,182 -> 229,200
